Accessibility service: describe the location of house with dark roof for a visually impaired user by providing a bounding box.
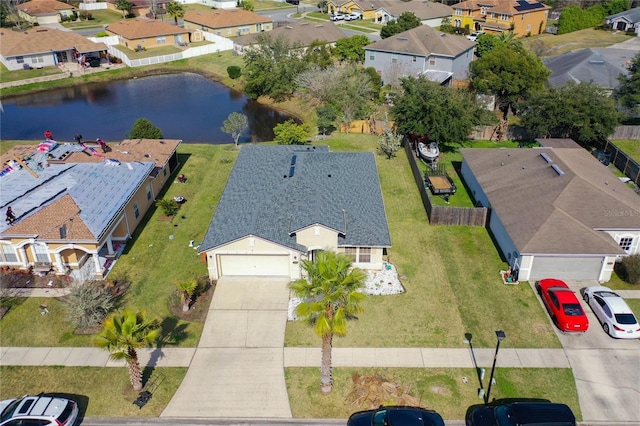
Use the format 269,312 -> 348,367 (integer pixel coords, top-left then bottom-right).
543,48 -> 633,93
0,139 -> 181,278
605,7 -> 640,36
374,1 -> 453,27
450,0 -> 550,37
199,145 -> 391,280
364,24 -> 475,86
460,143 -> 640,282
17,0 -> 75,25
233,21 -> 345,54
183,9 -> 273,38
0,27 -> 107,71
106,19 -> 191,50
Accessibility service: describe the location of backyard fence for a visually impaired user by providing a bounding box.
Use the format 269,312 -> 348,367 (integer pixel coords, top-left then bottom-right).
603,140 -> 640,185
610,125 -> 640,140
403,139 -> 488,226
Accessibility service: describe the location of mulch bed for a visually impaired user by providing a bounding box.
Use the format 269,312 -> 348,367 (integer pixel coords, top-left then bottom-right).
0,269 -> 71,289
167,277 -> 216,323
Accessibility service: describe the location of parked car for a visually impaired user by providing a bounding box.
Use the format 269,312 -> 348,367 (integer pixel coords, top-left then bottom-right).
0,394 -> 79,426
535,278 -> 589,332
466,31 -> 485,41
581,285 -> 640,339
344,12 -> 361,21
466,401 -> 577,426
330,13 -> 345,21
348,406 -> 445,426
285,0 -> 299,4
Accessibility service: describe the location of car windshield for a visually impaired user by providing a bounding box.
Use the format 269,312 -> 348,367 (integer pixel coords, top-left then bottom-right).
615,313 -> 638,325
0,399 -> 22,422
563,304 -> 584,316
495,406 -> 516,426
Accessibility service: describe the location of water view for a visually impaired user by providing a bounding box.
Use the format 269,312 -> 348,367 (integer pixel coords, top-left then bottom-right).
1,73 -> 292,143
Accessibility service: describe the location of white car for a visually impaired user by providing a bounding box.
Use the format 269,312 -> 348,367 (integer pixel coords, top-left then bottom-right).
466,31 -> 484,41
344,13 -> 360,21
330,13 -> 345,21
581,286 -> 640,339
0,395 -> 79,426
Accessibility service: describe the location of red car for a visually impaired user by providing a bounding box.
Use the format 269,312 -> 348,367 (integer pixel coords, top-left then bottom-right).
535,278 -> 589,332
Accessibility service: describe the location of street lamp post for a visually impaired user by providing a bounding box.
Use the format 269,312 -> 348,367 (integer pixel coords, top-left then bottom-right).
484,330 -> 506,404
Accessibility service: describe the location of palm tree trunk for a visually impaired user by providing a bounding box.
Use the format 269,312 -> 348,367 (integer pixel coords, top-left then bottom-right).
320,333 -> 333,394
127,347 -> 143,391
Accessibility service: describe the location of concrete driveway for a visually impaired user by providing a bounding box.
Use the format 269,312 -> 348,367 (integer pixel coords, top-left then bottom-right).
162,277 -> 292,419
533,280 -> 640,422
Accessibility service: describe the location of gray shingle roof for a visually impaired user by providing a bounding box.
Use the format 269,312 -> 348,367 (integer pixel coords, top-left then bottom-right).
200,145 -> 392,252
461,147 -> 640,256
543,48 -> 632,90
365,24 -> 475,58
606,7 -> 640,22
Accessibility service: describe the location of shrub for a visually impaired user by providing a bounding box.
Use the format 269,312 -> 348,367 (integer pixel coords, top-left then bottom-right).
274,119 -> 310,145
128,118 -> 163,138
156,198 -> 179,216
227,65 -> 242,79
619,254 -> 640,285
64,281 -> 117,330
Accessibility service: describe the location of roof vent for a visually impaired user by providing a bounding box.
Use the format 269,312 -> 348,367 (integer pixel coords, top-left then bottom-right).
290,155 -> 297,166
551,164 -> 565,176
397,37 -> 408,41
589,59 -> 604,64
289,166 -> 295,177
540,152 -> 553,163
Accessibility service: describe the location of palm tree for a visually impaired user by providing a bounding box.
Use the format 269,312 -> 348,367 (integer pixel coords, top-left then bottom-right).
177,278 -> 197,312
290,250 -> 366,394
166,1 -> 185,25
94,310 -> 160,391
496,31 -> 523,52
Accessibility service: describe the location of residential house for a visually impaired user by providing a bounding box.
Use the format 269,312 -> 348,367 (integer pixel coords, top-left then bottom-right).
106,19 -> 191,50
17,0 -> 75,25
199,145 -> 391,280
460,142 -> 640,282
451,0 -> 550,37
106,0 -> 172,18
605,7 -> 640,36
327,0 -> 384,19
543,48 -> 633,94
183,9 -> 273,38
375,0 -> 453,27
364,24 -> 475,86
0,27 -> 107,71
233,21 -> 344,54
0,139 -> 181,279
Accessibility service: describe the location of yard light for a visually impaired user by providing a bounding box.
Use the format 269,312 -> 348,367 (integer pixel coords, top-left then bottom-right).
484,330 -> 506,404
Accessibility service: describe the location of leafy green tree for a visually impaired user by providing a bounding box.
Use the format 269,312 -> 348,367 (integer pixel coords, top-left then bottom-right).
177,279 -> 197,312
1,2 -> 10,26
241,0 -> 254,11
380,12 -> 422,39
518,82 -> 621,147
316,104 -> 339,135
115,0 -> 133,18
470,46 -> 550,119
274,119 -> 310,145
290,251 -> 366,394
333,35 -> 370,63
94,310 -> 160,391
603,0 -> 630,16
243,33 -> 308,101
329,67 -> 375,133
304,40 -> 334,69
221,112 -> 249,148
128,118 -> 163,139
391,76 -> 496,145
475,33 -> 499,57
166,1 -> 185,24
476,32 -> 523,57
557,4 -> 606,34
617,53 -> 640,115
378,129 -> 402,159
317,0 -> 327,12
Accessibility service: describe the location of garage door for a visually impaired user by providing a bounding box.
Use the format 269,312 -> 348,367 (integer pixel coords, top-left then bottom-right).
530,257 -> 603,280
218,255 -> 290,277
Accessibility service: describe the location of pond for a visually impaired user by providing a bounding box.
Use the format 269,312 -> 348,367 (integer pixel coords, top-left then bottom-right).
1,73 -> 293,144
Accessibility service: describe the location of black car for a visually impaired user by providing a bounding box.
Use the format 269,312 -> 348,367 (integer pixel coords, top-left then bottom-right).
348,406 -> 445,426
466,401 -> 577,426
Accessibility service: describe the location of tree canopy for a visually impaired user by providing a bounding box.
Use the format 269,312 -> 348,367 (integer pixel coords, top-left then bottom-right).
166,1 -> 185,24
115,0 -> 133,18
274,119 -> 310,145
391,76 -> 496,145
221,112 -> 249,148
333,35 -> 370,62
128,118 -> 163,139
380,12 -> 422,39
470,46 -> 550,118
475,32 -> 523,57
518,82 -> 621,147
617,53 -> 640,115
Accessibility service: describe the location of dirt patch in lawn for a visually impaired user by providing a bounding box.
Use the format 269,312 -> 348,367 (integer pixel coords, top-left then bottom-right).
167,276 -> 215,323
345,373 -> 422,409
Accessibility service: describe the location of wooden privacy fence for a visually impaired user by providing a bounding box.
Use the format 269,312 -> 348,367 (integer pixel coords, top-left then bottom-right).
603,140 -> 640,184
403,139 -> 487,226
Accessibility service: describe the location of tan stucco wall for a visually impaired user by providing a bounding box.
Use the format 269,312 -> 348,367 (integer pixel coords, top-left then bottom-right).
337,246 -> 385,270
295,225 -> 338,251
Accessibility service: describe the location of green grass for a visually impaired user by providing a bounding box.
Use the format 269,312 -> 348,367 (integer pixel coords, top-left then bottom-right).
0,366 -> 187,417
0,66 -> 65,84
610,140 -> 640,163
286,135 -> 561,349
626,299 -> 640,318
62,9 -> 123,29
286,367 -> 581,420
523,28 -> 633,57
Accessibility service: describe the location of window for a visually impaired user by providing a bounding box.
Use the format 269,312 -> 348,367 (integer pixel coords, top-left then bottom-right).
455,8 -> 462,15
0,244 -> 18,263
429,57 -> 436,65
521,14 -> 524,20
391,54 -> 397,63
501,14 -> 508,21
480,7 -> 487,14
344,247 -> 357,262
133,202 -> 139,219
33,244 -> 50,263
17,56 -> 24,64
619,237 -> 634,253
163,167 -> 167,176
526,24 -> 531,31
358,247 -> 371,263
157,36 -> 166,45
412,56 -> 416,62
146,183 -> 152,201
370,53 -> 375,60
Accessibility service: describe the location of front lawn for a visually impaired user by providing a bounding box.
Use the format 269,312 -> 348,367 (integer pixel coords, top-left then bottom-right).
522,28 -> 633,57
62,9 -> 123,29
0,65 -> 65,84
286,367 -> 581,421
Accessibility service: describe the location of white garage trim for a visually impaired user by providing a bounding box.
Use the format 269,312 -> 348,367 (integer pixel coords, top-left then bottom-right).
218,254 -> 290,277
529,256 -> 603,281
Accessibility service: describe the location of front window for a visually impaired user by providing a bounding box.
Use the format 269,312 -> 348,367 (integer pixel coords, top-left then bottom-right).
33,244 -> 49,263
344,247 -> 356,262
429,57 -> 436,65
157,36 -> 166,44
358,247 -> 371,263
501,14 -> 508,21
370,53 -> 375,60
619,237 -> 634,253
133,202 -> 139,219
455,8 -> 462,16
0,244 -> 18,263
17,56 -> 24,64
391,54 -> 397,63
